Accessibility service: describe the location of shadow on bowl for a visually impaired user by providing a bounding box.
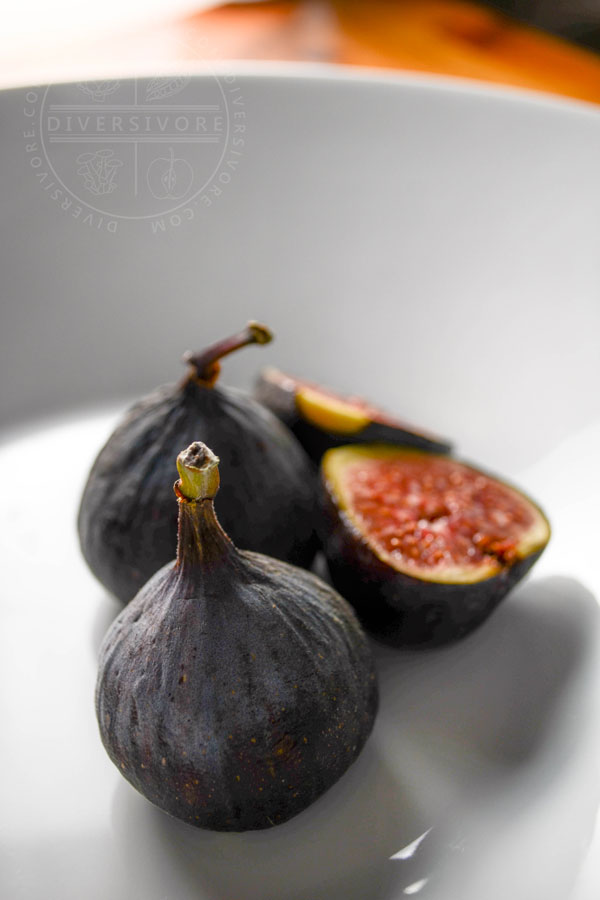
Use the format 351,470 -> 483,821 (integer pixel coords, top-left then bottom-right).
96,575 -> 600,900
374,575 -> 599,769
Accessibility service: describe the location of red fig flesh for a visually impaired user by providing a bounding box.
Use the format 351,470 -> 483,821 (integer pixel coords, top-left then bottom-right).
320,445 -> 550,646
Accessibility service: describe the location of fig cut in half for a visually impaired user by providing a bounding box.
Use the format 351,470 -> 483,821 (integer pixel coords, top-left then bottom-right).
320,445 -> 550,647
255,367 -> 453,462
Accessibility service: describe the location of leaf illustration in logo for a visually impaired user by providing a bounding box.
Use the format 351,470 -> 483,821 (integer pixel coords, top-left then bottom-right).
76,81 -> 121,103
145,77 -> 191,102
147,148 -> 194,200
76,149 -> 123,195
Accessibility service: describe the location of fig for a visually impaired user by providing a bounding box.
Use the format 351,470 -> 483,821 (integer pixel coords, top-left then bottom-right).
255,366 -> 452,462
78,323 -> 317,603
96,442 -> 378,831
320,445 -> 550,647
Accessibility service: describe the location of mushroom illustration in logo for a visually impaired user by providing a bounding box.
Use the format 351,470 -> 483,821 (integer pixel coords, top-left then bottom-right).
76,150 -> 123,195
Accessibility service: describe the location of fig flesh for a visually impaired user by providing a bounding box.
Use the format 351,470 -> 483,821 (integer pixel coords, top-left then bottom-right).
96,442 -> 378,831
320,445 -> 550,647
255,366 -> 453,461
78,324 -> 318,603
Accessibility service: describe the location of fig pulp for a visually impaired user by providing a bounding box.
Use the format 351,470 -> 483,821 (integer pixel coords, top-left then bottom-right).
255,366 -> 453,462
78,323 -> 318,603
320,445 -> 550,647
96,442 -> 378,831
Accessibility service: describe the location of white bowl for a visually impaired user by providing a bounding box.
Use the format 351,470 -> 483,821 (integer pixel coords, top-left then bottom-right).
1,64 -> 600,900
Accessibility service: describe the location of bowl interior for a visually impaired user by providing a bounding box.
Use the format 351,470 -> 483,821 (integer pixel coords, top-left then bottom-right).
2,67 -> 600,900
2,68 -> 600,472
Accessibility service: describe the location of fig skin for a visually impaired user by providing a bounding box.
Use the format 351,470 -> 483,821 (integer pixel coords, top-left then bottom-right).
255,366 -> 453,462
319,447 -> 550,648
78,326 -> 318,604
95,443 -> 378,831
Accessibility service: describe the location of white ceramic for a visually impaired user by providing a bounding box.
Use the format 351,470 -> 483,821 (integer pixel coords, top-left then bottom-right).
1,65 -> 600,900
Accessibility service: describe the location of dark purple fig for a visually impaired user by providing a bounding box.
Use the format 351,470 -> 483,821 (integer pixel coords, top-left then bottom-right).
319,445 -> 550,648
255,366 -> 453,462
78,323 -> 318,603
96,442 -> 378,831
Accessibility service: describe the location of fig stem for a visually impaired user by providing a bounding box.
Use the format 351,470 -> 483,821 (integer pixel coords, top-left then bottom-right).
184,321 -> 273,386
176,442 -> 220,501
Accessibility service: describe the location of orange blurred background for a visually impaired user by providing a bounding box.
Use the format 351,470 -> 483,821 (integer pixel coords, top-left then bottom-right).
3,0 -> 600,104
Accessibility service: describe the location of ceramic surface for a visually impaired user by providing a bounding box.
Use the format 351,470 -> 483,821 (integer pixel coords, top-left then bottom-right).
1,67 -> 600,900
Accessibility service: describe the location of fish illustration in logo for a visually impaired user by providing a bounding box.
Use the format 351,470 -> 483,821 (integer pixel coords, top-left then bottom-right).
145,77 -> 191,102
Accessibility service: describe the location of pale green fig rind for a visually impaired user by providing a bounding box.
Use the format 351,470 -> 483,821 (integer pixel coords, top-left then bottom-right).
254,368 -> 453,462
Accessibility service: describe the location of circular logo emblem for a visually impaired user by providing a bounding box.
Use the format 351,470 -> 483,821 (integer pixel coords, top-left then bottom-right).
24,71 -> 246,231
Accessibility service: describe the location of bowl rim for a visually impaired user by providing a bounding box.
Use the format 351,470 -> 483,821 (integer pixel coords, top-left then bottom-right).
3,58 -> 600,121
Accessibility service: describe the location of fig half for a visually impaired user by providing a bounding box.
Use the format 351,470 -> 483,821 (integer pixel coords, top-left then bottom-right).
255,367 -> 453,461
96,442 -> 378,831
320,445 -> 550,647
78,323 -> 318,603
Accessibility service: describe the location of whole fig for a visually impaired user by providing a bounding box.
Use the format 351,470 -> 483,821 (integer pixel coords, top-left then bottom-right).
96,442 -> 378,831
78,323 -> 318,603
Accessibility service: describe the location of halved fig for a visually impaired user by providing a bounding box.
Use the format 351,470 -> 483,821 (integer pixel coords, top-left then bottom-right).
320,445 -> 550,647
255,367 -> 452,462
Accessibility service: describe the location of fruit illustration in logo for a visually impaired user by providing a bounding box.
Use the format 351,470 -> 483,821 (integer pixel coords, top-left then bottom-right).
147,148 -> 194,201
